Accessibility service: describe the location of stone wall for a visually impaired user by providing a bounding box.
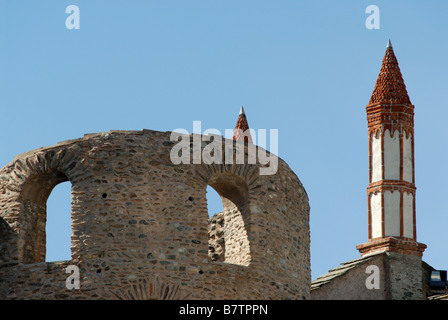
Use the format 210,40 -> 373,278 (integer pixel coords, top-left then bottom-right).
385,251 -> 424,300
0,129 -> 310,300
208,211 -> 225,262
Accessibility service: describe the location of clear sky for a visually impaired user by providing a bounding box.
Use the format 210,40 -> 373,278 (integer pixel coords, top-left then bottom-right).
0,1 -> 447,281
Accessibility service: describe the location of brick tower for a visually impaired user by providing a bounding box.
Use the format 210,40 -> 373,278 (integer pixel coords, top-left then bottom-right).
356,40 -> 426,258
233,106 -> 253,143
310,41 -> 428,300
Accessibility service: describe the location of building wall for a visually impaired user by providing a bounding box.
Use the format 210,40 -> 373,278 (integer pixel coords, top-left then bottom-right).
385,252 -> 424,300
0,129 -> 310,300
311,254 -> 388,300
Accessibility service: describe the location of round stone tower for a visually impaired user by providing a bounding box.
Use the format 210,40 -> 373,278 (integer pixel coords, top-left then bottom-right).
0,129 -> 310,300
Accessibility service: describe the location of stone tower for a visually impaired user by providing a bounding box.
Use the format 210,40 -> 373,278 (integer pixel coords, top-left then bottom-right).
0,129 -> 310,300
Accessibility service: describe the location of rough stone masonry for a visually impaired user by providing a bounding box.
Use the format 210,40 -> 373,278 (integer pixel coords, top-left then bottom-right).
0,129 -> 310,300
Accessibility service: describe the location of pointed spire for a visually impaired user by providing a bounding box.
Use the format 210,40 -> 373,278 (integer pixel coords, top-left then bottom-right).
233,106 -> 253,144
369,40 -> 411,106
386,39 -> 392,49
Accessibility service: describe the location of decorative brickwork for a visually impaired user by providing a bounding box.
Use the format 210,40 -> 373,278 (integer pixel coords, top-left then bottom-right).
368,40 -> 411,106
110,275 -> 188,300
233,106 -> 253,144
356,237 -> 427,257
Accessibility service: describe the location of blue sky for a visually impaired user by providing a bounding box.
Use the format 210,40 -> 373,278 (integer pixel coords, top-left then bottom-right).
0,1 -> 447,281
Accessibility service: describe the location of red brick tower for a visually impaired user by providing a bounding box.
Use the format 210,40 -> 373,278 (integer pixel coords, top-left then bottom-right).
356,40 -> 426,257
233,106 -> 253,144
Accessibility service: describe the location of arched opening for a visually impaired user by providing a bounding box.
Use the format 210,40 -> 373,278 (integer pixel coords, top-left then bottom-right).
207,174 -> 251,267
18,170 -> 71,264
46,181 -> 72,262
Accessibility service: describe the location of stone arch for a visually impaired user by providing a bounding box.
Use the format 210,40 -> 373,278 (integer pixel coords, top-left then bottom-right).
207,174 -> 251,266
0,147 -> 81,264
197,163 -> 260,267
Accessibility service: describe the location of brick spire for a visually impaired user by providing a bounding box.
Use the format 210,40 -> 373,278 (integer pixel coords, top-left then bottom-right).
357,40 -> 426,258
368,40 -> 411,106
233,106 -> 253,144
